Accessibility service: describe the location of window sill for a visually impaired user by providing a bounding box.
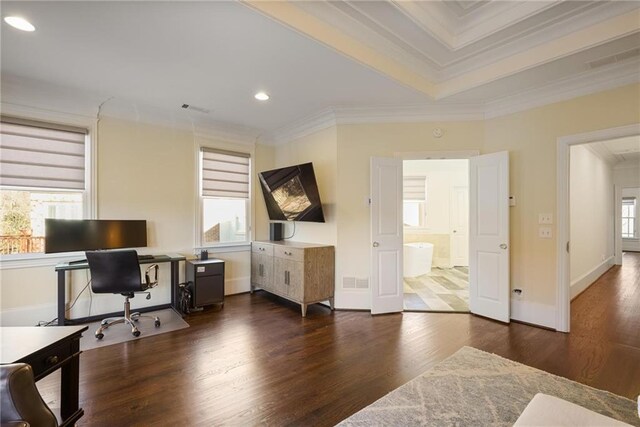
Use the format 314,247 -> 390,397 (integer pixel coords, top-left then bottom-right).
197,243 -> 252,254
622,237 -> 639,241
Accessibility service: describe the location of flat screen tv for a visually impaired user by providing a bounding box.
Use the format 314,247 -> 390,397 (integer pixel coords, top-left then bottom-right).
258,162 -> 325,222
44,219 -> 147,254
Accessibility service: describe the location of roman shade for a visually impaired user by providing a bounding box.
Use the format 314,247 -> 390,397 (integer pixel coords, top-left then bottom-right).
201,148 -> 250,199
0,117 -> 87,190
404,176 -> 426,201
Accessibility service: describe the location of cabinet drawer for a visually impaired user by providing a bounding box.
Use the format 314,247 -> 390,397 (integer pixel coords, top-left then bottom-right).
192,261 -> 224,277
252,242 -> 273,256
27,340 -> 74,379
274,245 -> 304,262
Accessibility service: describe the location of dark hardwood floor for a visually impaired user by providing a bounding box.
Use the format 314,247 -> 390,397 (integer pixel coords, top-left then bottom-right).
59,252 -> 640,425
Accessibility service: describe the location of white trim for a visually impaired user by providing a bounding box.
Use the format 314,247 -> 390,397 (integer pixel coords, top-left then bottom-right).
396,150 -> 480,160
333,104 -> 485,124
269,108 -> 337,145
1,302 -> 58,326
485,60 -> 640,119
570,256 -> 615,300
224,275 -> 251,295
556,123 -> 640,333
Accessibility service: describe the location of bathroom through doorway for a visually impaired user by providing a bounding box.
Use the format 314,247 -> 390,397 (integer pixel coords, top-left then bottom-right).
402,158 -> 470,312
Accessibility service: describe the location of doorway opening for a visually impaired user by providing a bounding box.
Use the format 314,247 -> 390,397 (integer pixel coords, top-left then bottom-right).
402,159 -> 470,312
557,124 -> 640,332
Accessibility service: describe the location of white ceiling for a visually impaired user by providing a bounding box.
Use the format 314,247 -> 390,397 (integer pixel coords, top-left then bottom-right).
591,135 -> 640,164
1,1 -> 639,141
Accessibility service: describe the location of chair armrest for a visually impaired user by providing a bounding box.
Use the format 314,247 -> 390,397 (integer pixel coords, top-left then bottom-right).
144,264 -> 159,289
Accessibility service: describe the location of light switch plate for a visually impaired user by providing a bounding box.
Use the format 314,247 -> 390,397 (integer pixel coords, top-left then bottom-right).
539,227 -> 552,238
538,213 -> 553,224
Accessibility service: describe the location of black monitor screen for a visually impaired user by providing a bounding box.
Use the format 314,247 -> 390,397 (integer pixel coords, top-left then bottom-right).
45,219 -> 147,254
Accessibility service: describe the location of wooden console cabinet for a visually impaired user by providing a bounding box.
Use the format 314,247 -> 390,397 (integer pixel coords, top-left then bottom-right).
251,240 -> 335,316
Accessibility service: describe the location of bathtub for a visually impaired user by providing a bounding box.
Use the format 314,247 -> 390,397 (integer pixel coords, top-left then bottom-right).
403,242 -> 434,277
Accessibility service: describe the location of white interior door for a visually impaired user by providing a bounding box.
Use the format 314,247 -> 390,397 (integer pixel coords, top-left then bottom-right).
450,186 -> 469,267
370,157 -> 403,315
469,151 -> 510,323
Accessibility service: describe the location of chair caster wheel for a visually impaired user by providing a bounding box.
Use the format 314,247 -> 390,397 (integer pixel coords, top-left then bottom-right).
101,320 -> 108,326
95,333 -> 104,340
155,320 -> 161,327
132,330 -> 141,337
133,318 -> 139,322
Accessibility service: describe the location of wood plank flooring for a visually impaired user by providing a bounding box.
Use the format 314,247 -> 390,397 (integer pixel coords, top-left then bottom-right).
67,252 -> 639,426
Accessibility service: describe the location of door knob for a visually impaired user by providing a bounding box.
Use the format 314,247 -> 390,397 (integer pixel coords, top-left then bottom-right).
453,230 -> 457,233
499,244 -> 508,250
373,242 -> 379,247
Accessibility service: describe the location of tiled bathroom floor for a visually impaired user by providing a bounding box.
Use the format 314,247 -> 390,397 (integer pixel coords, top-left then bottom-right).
403,266 -> 469,312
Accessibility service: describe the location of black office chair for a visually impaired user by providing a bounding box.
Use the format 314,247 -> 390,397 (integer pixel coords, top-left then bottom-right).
85,250 -> 161,340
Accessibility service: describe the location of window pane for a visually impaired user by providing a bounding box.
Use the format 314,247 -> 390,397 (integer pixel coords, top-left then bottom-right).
0,190 -> 83,254
403,201 -> 420,227
202,198 -> 247,244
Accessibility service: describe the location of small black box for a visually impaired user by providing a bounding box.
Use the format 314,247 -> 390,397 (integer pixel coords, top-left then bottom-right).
270,222 -> 284,241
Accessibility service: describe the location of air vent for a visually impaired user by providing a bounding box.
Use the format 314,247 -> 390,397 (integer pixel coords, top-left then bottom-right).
181,104 -> 210,114
343,277 -> 356,289
342,277 -> 369,289
587,48 -> 640,70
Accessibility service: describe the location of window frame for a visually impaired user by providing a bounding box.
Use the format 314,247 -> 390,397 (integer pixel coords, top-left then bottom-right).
622,197 -> 637,240
195,144 -> 252,250
0,105 -> 97,268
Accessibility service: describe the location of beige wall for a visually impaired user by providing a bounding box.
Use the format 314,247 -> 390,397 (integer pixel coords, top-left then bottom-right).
272,126 -> 337,246
1,117 -> 264,325
335,121 -> 483,308
483,84 -> 639,325
569,145 -> 614,297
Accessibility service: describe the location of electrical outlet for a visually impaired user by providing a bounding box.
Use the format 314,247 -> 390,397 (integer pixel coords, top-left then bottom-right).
539,227 -> 552,239
512,288 -> 523,299
538,213 -> 553,224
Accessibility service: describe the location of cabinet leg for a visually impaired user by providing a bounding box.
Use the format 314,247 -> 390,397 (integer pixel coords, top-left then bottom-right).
329,297 -> 335,311
301,303 -> 307,317
250,284 -> 254,294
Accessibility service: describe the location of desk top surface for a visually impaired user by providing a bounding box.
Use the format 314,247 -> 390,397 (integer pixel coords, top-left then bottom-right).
0,325 -> 88,363
55,253 -> 186,271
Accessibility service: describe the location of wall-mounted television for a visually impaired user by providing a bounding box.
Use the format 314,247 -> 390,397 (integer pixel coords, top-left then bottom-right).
45,219 -> 148,254
258,162 -> 325,222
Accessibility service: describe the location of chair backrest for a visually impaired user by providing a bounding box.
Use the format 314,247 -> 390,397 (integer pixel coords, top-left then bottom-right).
86,250 -> 143,294
1,363 -> 58,427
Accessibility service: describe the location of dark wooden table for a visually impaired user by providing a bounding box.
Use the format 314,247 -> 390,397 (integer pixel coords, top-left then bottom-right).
1,325 -> 88,427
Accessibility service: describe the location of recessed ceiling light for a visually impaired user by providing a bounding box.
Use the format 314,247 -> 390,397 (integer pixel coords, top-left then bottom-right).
254,92 -> 269,101
4,16 -> 35,32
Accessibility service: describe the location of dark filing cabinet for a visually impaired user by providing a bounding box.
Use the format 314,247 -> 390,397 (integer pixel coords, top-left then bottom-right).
186,259 -> 225,308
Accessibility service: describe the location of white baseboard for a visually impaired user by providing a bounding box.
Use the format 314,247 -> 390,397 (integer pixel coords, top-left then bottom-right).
570,256 -> 614,300
225,276 -> 251,295
1,302 -> 58,326
335,290 -> 370,310
510,299 -> 556,329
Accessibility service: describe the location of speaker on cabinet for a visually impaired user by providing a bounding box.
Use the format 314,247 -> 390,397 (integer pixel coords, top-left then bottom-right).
270,222 -> 283,241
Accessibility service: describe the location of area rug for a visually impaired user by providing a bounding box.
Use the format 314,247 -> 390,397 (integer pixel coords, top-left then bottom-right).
80,308 -> 189,351
338,346 -> 639,426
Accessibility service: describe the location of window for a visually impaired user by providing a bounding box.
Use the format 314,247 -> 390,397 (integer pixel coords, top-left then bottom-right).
403,176 -> 426,227
622,197 -> 637,239
199,148 -> 250,246
0,117 -> 89,256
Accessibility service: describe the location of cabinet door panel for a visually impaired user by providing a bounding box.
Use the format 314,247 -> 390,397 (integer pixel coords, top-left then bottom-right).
250,254 -> 262,286
286,260 -> 305,302
272,256 -> 289,296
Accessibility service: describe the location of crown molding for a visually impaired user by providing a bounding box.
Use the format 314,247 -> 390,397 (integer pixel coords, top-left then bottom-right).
333,103 -> 484,124
268,108 -> 337,146
484,59 -> 640,119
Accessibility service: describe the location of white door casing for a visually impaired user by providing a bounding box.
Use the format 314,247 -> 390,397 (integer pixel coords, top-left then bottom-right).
450,186 -> 469,267
469,151 -> 510,323
370,157 -> 404,315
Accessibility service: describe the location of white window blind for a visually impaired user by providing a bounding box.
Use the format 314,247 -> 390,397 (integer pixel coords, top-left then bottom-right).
201,148 -> 250,199
0,117 -> 87,190
404,176 -> 426,201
